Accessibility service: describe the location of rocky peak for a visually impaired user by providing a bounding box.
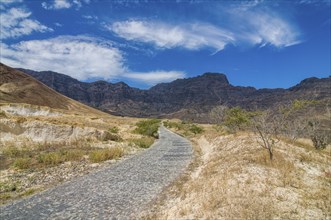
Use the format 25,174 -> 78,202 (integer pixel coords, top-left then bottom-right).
289,76 -> 331,91
200,72 -> 229,84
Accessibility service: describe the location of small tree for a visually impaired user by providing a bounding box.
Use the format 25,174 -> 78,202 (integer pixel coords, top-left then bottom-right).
278,99 -> 319,141
209,105 -> 228,124
223,107 -> 253,132
252,111 -> 280,160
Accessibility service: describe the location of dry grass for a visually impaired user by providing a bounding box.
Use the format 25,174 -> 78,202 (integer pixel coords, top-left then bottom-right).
0,139 -> 130,204
128,137 -> 155,148
89,147 -> 124,163
142,125 -> 331,219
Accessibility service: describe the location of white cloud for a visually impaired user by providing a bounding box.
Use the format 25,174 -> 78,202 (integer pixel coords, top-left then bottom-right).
0,36 -> 125,81
0,36 -> 185,85
109,7 -> 301,51
248,13 -> 301,47
227,6 -> 302,48
125,71 -> 185,85
42,0 -> 90,10
109,20 -> 235,52
0,7 -> 53,39
42,0 -> 71,10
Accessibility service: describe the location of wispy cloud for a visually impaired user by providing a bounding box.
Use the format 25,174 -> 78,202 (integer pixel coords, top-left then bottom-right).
41,0 -> 90,10
0,36 -> 185,85
108,3 -> 302,51
297,0 -> 330,6
83,15 -> 98,20
109,20 -> 235,52
0,7 -> 53,39
0,0 -> 23,9
226,6 -> 302,48
54,22 -> 63,27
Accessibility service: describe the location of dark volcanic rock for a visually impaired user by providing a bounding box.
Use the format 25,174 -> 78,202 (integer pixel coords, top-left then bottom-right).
17,68 -> 331,122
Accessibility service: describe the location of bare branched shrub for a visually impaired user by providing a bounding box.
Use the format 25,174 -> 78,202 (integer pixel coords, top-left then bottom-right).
252,111 -> 280,160
307,120 -> 328,150
209,105 -> 228,124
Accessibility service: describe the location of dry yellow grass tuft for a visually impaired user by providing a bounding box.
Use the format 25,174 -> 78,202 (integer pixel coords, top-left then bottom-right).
143,126 -> 331,219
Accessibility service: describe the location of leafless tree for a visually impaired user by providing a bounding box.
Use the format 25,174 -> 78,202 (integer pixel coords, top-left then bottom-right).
252,111 -> 280,160
209,105 -> 228,124
307,119 -> 329,149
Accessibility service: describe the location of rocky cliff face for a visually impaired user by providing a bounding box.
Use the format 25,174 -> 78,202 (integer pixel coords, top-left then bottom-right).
17,68 -> 331,122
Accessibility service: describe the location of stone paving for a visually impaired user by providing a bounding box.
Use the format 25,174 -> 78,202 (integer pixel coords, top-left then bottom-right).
0,126 -> 193,219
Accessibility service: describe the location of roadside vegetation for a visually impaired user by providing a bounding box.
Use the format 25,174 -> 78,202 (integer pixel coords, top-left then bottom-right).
134,119 -> 161,138
163,120 -> 204,136
209,99 -> 330,159
1,141 -> 126,171
129,119 -> 161,149
0,139 -> 129,204
143,99 -> 330,219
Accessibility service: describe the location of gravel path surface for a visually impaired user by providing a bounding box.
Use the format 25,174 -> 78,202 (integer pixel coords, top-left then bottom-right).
0,126 -> 193,219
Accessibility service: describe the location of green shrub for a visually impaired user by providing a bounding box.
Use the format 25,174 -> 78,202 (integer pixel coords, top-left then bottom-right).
134,119 -> 161,138
223,107 -> 254,131
89,147 -> 124,163
164,120 -> 204,136
163,121 -> 184,130
129,137 -> 154,148
109,126 -> 119,133
189,124 -> 204,134
13,158 -> 33,170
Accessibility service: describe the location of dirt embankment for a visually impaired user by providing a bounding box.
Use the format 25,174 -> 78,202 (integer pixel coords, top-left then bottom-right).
0,104 -> 123,142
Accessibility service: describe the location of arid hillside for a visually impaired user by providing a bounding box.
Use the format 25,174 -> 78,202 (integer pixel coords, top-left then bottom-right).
143,124 -> 331,219
0,63 -> 102,115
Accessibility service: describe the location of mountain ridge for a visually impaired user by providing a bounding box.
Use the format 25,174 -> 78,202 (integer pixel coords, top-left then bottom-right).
15,66 -> 331,122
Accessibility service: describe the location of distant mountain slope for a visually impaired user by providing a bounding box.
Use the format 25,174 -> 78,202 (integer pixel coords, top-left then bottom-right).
17,67 -> 331,122
0,63 -> 102,114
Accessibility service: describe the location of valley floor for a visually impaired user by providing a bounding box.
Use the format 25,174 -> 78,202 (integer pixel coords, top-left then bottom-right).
142,125 -> 331,219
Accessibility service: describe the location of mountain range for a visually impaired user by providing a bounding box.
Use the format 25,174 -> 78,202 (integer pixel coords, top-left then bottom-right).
12,66 -> 331,122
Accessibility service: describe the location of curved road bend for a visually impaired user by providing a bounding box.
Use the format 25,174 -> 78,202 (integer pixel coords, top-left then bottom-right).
0,126 -> 193,219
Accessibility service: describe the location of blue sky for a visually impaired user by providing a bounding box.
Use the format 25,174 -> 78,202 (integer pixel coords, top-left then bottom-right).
0,0 -> 330,89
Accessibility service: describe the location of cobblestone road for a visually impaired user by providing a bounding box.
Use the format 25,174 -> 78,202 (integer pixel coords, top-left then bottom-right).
0,126 -> 193,219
